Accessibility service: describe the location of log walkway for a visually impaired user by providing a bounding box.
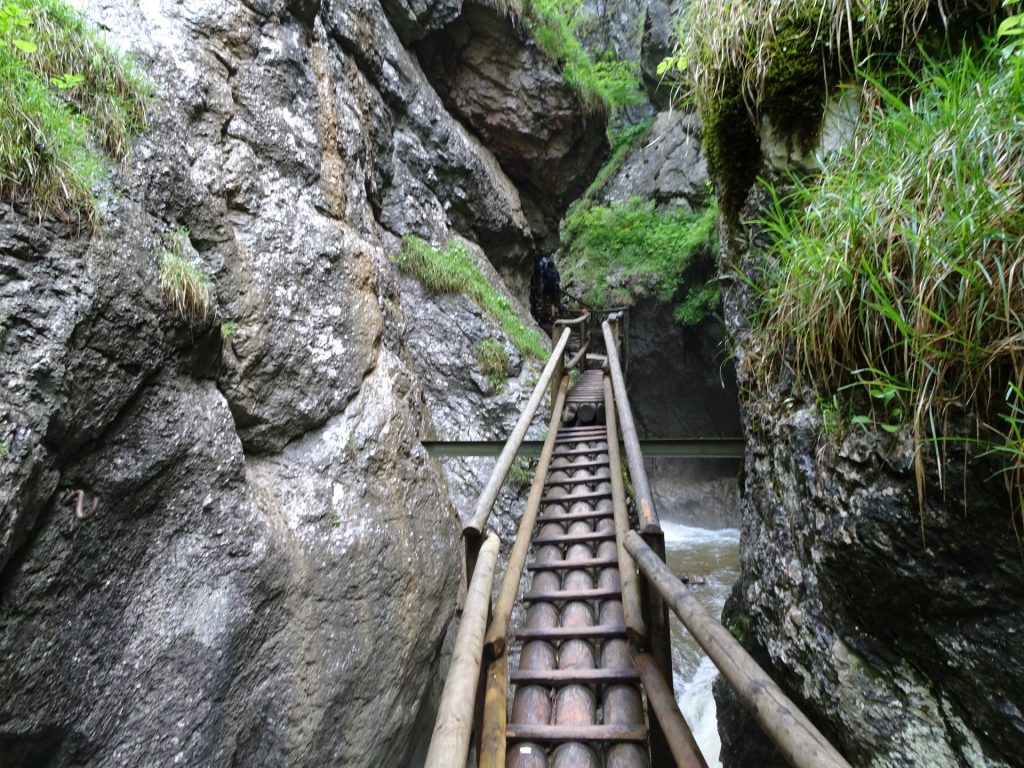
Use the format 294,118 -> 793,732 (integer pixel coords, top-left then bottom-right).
426,313 -> 853,768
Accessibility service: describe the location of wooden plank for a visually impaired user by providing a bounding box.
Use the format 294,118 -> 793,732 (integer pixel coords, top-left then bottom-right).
506,724 -> 648,744
510,668 -> 640,686
526,556 -> 619,571
536,509 -> 614,524
532,531 -> 616,546
543,476 -> 608,488
522,587 -> 622,602
547,459 -> 610,471
541,490 -> 611,504
515,624 -> 627,641
552,447 -> 609,457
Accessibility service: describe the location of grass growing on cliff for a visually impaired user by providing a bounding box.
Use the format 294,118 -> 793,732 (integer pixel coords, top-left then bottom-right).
159,228 -> 212,324
395,235 -> 549,361
752,43 -> 1024,528
0,0 -> 150,221
560,197 -> 719,325
476,338 -> 510,391
489,0 -> 645,114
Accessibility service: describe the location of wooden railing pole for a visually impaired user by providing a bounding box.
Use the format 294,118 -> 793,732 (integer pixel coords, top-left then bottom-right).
602,376 -> 645,641
624,531 -> 853,768
634,652 -> 709,768
550,324 -> 565,407
484,376 -> 569,655
425,533 -> 502,768
463,327 -> 571,554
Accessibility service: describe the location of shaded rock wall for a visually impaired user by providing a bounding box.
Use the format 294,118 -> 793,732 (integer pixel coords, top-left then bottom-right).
417,2 -> 610,259
713,105 -> 1024,768
0,0 -> 563,764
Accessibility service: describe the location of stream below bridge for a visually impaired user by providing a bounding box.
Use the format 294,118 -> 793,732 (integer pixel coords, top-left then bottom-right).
662,503 -> 741,767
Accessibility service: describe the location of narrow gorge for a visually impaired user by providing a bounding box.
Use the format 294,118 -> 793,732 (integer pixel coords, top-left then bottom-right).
2,0 -> 1022,766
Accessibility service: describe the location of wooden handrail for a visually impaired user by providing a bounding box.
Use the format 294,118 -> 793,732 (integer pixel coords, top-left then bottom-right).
623,531 -> 853,768
463,327 -> 571,578
601,319 -> 659,534
484,376 -> 569,656
425,533 -> 502,768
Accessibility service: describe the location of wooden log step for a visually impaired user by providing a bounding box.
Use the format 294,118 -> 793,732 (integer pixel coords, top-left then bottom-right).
506,724 -> 647,744
510,668 -> 640,686
556,427 -> 608,435
547,460 -> 610,471
543,476 -> 608,488
536,509 -> 614,524
515,624 -> 628,641
552,447 -> 608,457
532,531 -> 616,545
541,490 -> 611,504
526,556 -> 619,571
522,587 -> 622,603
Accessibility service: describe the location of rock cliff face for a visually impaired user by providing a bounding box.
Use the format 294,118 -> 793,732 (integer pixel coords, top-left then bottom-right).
713,103 -> 1024,768
0,0 -> 581,764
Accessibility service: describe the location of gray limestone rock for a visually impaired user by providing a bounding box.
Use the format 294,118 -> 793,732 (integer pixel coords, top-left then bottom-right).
0,0 -> 551,764
598,110 -> 709,211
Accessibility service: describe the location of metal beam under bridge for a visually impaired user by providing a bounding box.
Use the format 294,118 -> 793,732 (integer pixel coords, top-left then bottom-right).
423,438 -> 745,459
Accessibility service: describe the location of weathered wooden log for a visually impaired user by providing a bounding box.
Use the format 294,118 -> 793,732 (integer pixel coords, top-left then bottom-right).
479,653 -> 508,768
464,327 -> 570,541
624,531 -> 854,768
485,378 -> 568,656
633,652 -> 707,768
424,533 -> 501,768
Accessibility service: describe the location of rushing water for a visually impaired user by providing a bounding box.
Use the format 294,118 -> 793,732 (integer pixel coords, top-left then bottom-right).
663,519 -> 741,768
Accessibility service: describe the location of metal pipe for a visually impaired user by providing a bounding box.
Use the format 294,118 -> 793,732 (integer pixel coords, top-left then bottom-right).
425,533 -> 503,768
485,376 -> 569,656
602,376 -> 645,642
633,652 -> 709,768
623,531 -> 853,768
464,327 -> 572,544
601,320 -> 659,534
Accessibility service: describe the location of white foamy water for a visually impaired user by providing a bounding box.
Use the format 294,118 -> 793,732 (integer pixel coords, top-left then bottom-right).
662,520 -> 741,768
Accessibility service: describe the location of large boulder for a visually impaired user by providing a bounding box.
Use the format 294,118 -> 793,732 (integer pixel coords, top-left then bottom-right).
0,0 -> 551,764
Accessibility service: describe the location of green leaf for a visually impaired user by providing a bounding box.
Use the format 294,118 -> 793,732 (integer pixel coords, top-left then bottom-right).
997,14 -> 1024,37
12,38 -> 36,53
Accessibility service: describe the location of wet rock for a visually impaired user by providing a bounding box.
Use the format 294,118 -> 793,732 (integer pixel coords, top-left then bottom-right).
417,2 -> 609,251
713,159 -> 1024,768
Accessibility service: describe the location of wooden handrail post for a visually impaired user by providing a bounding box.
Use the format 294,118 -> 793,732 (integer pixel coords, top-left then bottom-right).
550,324 -> 565,406
484,376 -> 569,655
425,533 -> 502,768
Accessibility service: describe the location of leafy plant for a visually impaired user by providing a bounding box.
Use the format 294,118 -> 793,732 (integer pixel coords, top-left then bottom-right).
505,457 -> 534,490
476,338 -> 510,392
491,0 -> 644,115
159,228 -> 212,324
560,197 -> 719,324
0,0 -> 150,220
749,42 -> 1024,527
220,319 -> 239,339
394,236 -> 548,361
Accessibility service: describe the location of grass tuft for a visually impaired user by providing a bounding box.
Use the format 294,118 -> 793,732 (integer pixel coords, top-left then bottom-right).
476,338 -> 511,391
395,235 -> 549,361
0,0 -> 151,221
485,0 -> 645,115
159,228 -> 212,324
750,43 -> 1024,528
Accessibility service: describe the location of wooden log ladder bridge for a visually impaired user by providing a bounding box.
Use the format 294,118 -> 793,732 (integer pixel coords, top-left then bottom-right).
424,311 -> 853,768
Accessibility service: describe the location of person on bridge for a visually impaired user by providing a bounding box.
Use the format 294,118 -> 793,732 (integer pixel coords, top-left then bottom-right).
530,254 -> 562,327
